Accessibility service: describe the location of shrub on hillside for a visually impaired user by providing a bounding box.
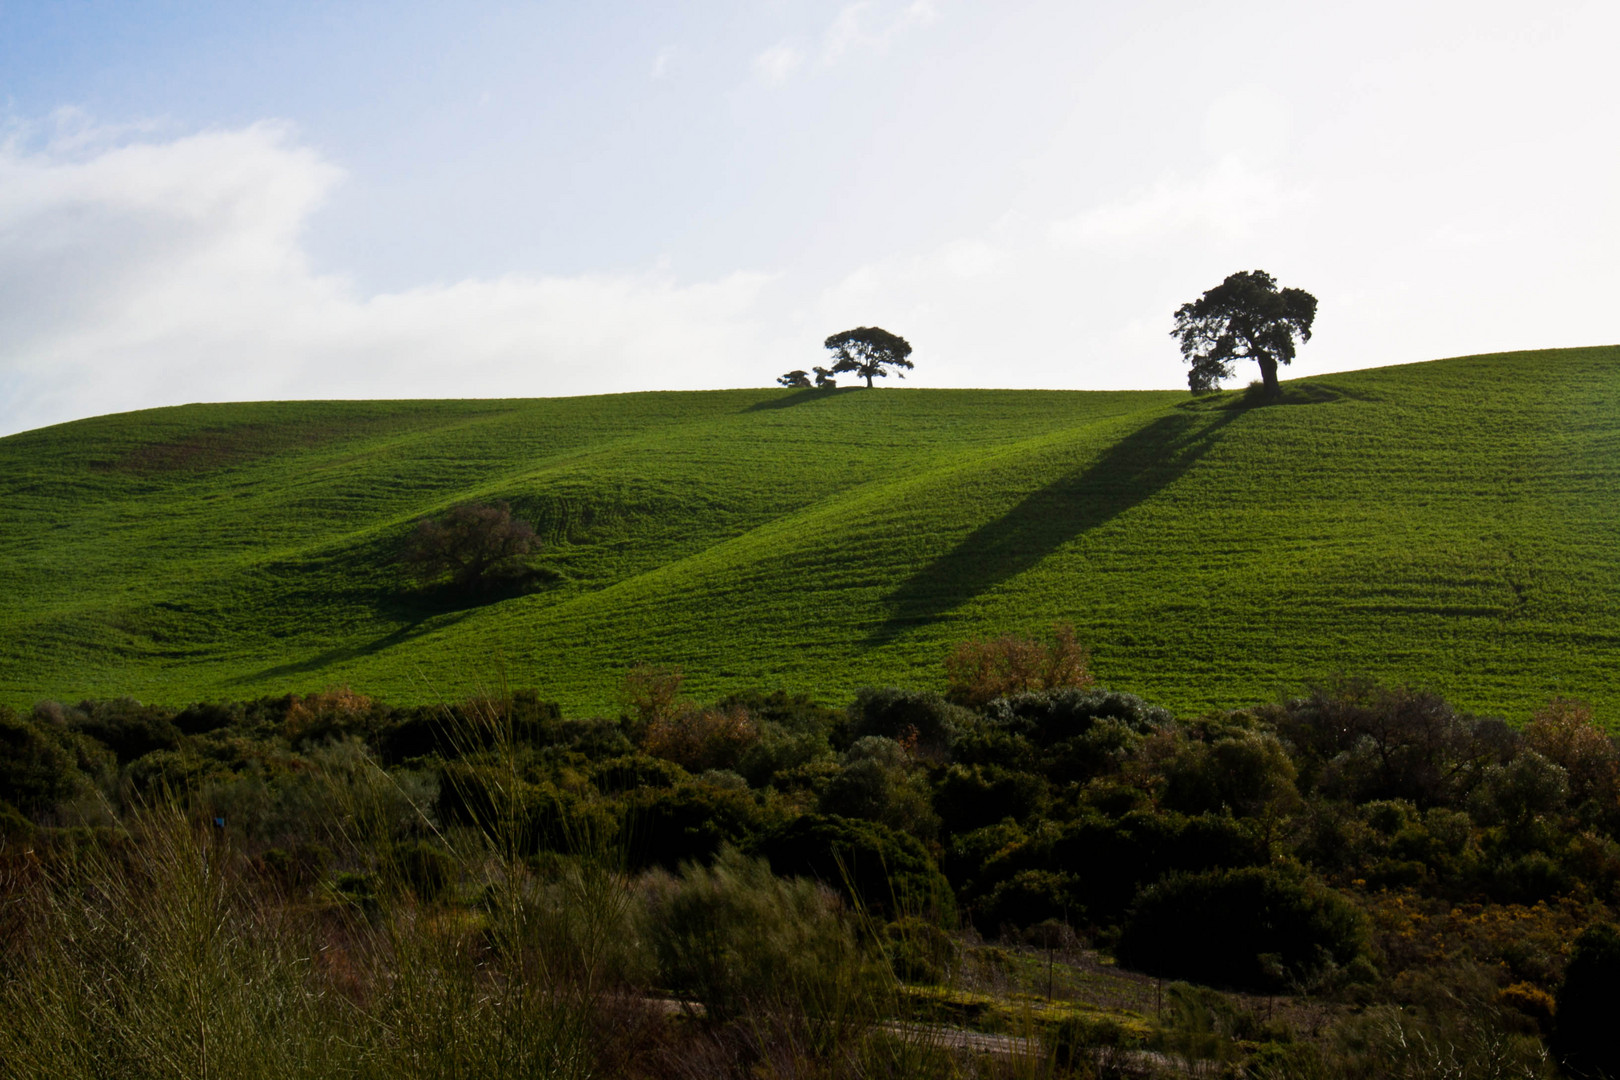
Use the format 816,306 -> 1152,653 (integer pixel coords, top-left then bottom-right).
643,701 -> 759,774
0,707 -> 84,814
944,622 -> 1093,708
842,688 -> 971,758
933,763 -> 1047,835
1116,866 -> 1367,993
969,809 -> 1269,929
399,500 -> 541,592
1160,718 -> 1301,818
1270,678 -> 1514,807
62,698 -> 182,764
643,847 -> 885,1036
621,782 -> 764,871
754,813 -> 954,922
817,737 -> 939,840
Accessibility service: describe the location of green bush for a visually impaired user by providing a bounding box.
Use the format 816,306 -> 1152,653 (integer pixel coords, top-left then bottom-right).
818,738 -> 939,840
933,763 -> 1047,835
842,688 -> 970,757
754,813 -> 954,922
622,781 -> 763,871
0,708 -> 83,814
644,847 -> 885,1035
1115,866 -> 1366,992
63,698 -> 183,764
389,838 -> 456,901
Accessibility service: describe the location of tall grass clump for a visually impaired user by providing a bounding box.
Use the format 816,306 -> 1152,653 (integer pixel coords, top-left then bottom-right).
644,846 -> 887,1059
0,803 -> 345,1080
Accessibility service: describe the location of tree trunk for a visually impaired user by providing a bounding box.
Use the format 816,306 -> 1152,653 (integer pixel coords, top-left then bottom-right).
1258,355 -> 1280,397
864,372 -> 874,388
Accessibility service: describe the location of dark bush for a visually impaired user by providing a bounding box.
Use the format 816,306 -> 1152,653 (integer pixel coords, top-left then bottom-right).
754,813 -> 954,922
977,869 -> 1080,933
842,688 -> 970,757
1116,866 -> 1366,992
1160,721 -> 1300,818
1270,678 -> 1514,807
980,688 -> 1171,747
65,698 -> 182,764
1554,921 -> 1620,1080
817,738 -> 939,840
933,763 -> 1047,835
622,782 -> 763,871
1047,810 -> 1270,922
400,500 -> 542,592
0,707 -> 82,813
173,701 -> 242,736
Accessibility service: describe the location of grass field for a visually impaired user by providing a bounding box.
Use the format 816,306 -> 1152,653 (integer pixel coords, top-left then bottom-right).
1,345 -> 1617,719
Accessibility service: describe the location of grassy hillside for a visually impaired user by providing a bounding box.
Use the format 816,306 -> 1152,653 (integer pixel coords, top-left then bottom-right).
2,345 -> 1617,718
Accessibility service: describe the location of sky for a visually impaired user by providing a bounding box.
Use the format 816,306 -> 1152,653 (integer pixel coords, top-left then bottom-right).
2,0 -> 1617,435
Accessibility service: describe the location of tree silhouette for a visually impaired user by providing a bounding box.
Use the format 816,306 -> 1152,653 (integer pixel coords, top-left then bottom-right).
824,326 -> 913,388
1172,270 -> 1317,396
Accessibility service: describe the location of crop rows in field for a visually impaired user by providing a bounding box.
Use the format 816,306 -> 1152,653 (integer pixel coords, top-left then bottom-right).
1,346 -> 1616,720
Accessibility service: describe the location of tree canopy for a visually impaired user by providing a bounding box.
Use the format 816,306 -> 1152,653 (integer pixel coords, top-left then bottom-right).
401,501 -> 541,592
823,326 -> 913,388
1171,270 -> 1317,396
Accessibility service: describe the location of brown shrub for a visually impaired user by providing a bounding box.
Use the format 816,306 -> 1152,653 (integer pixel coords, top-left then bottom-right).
943,622 -> 1093,708
622,663 -> 686,727
1525,697 -> 1618,809
284,687 -> 375,744
644,703 -> 759,774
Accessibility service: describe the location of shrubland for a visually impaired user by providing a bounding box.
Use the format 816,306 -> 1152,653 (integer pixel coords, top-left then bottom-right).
2,640 -> 1616,1077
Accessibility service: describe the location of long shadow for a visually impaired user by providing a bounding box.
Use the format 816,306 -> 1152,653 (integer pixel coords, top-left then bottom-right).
745,388 -> 852,411
232,609 -> 476,685
865,406 -> 1241,645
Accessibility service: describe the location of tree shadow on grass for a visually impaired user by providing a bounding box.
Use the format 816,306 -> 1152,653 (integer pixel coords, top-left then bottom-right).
745,388 -> 853,411
229,573 -> 565,686
864,406 -> 1241,646
231,610 -> 475,686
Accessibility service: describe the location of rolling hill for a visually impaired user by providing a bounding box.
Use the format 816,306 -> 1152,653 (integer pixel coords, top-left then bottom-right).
2,345 -> 1617,720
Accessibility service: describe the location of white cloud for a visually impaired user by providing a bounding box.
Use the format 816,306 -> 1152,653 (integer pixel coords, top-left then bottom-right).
1048,158 -> 1312,247
0,123 -> 778,435
752,43 -> 803,84
823,0 -> 939,62
650,45 -> 677,80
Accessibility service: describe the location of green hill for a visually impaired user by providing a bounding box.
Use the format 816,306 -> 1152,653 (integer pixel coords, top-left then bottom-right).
2,345 -> 1617,719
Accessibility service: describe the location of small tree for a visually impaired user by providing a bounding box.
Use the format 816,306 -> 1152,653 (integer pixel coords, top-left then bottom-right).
777,370 -> 813,388
401,500 -> 540,591
812,365 -> 838,388
824,326 -> 913,388
1171,270 -> 1317,396
944,623 -> 1093,708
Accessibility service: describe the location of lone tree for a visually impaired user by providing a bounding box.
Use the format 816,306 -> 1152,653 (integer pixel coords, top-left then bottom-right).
401,501 -> 540,592
1171,270 -> 1317,397
777,370 -> 813,388
824,326 -> 913,388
